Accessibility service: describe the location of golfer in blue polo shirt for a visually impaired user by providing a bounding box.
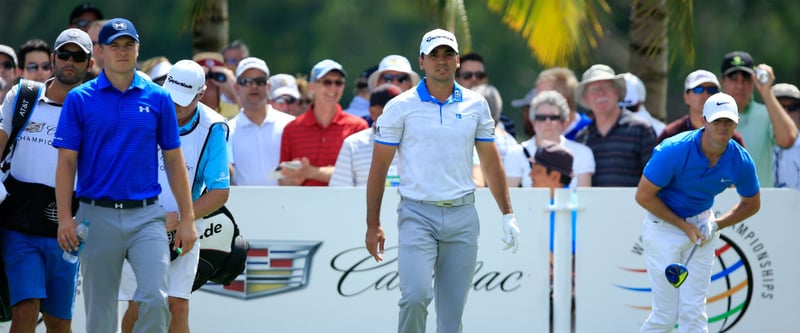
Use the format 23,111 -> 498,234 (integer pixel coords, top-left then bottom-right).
53,18 -> 196,333
636,92 -> 760,333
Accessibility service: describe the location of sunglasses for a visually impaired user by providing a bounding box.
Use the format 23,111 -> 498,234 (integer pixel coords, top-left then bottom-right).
55,50 -> 89,63
25,62 -> 52,72
458,71 -> 486,80
1,61 -> 13,70
533,114 -> 562,122
320,79 -> 344,87
688,86 -> 719,95
237,77 -> 268,87
781,103 -> 800,113
71,19 -> 93,29
274,96 -> 298,104
225,58 -> 240,65
381,74 -> 410,84
206,72 -> 227,82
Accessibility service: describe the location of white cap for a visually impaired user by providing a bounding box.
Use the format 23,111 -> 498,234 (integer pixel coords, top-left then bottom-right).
620,72 -> 645,108
310,59 -> 346,82
148,61 -> 172,81
367,55 -> 421,90
685,69 -> 720,90
268,74 -> 300,100
419,28 -> 459,55
162,60 -> 206,107
703,93 -> 739,124
235,57 -> 270,79
772,83 -> 800,100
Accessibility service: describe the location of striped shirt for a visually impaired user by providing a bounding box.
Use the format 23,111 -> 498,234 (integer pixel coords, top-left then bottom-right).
329,128 -> 399,186
280,104 -> 368,186
575,109 -> 656,187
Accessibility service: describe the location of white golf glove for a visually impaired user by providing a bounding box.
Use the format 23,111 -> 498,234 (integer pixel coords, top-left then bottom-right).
699,220 -> 719,247
0,181 -> 7,205
502,214 -> 521,253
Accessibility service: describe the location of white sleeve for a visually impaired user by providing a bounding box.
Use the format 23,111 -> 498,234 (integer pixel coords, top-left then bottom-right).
329,138 -> 355,186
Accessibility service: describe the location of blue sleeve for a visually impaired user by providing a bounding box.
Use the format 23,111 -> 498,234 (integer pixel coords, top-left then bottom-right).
53,90 -> 83,151
735,148 -> 760,197
642,143 -> 674,188
194,122 -> 230,198
157,92 -> 181,151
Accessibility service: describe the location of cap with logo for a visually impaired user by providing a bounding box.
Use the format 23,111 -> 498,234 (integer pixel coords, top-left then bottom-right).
54,28 -> 93,55
310,59 -> 346,82
162,60 -> 206,107
367,55 -> 421,90
684,69 -> 720,90
420,29 -> 459,55
534,140 -> 574,177
771,83 -> 800,101
721,51 -> 755,76
235,57 -> 269,79
268,74 -> 300,100
575,64 -> 626,109
619,72 -> 645,108
0,44 -> 17,67
703,93 -> 739,124
98,18 -> 139,45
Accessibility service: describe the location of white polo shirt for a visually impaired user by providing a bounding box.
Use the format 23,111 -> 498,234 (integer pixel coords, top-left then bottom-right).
228,105 -> 295,185
503,135 -> 595,189
374,80 -> 494,201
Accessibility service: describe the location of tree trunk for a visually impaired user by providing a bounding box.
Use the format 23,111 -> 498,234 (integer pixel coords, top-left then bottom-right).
629,0 -> 668,121
192,0 -> 229,54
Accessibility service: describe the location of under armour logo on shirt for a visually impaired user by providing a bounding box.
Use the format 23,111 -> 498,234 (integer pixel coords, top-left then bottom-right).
139,105 -> 150,113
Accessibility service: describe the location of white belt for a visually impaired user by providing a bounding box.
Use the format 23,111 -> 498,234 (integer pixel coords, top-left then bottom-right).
647,209 -> 712,225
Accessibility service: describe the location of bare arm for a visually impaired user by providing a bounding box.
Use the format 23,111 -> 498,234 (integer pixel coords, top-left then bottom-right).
163,147 -> 198,255
475,141 -> 513,215
278,158 -> 334,185
755,64 -> 798,148
635,175 -> 703,243
55,148 -> 79,252
365,143 -> 396,262
715,192 -> 760,230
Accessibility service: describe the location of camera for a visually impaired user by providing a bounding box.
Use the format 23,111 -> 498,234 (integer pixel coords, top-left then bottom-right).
207,72 -> 227,82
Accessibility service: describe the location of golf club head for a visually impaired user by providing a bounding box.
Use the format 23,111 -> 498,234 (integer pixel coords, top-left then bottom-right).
665,263 -> 689,288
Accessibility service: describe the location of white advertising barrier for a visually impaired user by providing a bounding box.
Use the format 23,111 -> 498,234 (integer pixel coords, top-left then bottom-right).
575,188 -> 800,333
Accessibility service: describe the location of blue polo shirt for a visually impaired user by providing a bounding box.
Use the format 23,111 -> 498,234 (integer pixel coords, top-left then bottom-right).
53,71 -> 180,200
643,129 -> 759,218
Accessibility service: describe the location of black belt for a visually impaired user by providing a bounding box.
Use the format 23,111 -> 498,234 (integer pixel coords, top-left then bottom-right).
79,197 -> 158,209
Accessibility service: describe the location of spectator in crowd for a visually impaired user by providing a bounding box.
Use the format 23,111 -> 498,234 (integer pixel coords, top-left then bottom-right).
511,86 -> 537,138
456,52 -> 516,137
68,2 -> 103,32
365,28 -> 519,333
536,67 -> 591,141
658,69 -> 745,146
119,59 -> 230,333
505,91 -> 594,188
220,39 -> 249,73
84,19 -> 106,81
193,51 -> 240,119
367,55 -> 420,92
228,58 -> 295,186
344,66 -> 377,124
0,44 -> 19,100
530,140 -> 574,192
54,18 -> 196,333
268,73 -> 303,116
140,56 -> 171,85
619,72 -> 665,137
0,27 -> 92,333
18,39 -> 53,83
294,74 -> 311,115
471,84 -> 517,162
719,51 -> 798,187
329,83 -> 402,187
771,83 -> 800,190
279,59 -> 368,186
575,64 -> 656,187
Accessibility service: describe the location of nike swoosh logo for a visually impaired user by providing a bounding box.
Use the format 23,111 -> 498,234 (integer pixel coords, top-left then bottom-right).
720,178 -> 731,183
716,102 -> 729,106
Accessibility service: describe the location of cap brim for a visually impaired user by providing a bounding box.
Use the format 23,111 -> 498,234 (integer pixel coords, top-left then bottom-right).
686,79 -> 719,90
576,76 -> 626,109
56,41 -> 91,55
314,68 -> 346,82
511,98 -> 529,108
164,89 -> 195,107
103,33 -> 138,45
271,87 -> 300,99
706,111 -> 739,124
723,66 -> 754,76
367,70 -> 420,90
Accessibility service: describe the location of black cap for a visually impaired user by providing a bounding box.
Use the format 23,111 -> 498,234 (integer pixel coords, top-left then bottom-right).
69,3 -> 103,25
721,51 -> 755,76
534,140 -> 573,177
369,84 -> 402,107
357,65 -> 378,89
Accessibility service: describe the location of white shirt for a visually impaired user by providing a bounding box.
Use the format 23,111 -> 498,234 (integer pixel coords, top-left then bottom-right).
329,128 -> 400,186
774,136 -> 800,190
228,106 -> 295,185
633,106 -> 665,137
503,135 -> 595,189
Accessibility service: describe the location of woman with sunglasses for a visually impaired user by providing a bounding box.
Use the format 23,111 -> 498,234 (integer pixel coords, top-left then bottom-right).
658,69 -> 746,146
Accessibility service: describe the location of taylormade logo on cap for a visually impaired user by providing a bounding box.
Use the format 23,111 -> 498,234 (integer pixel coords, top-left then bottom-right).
419,29 -> 459,55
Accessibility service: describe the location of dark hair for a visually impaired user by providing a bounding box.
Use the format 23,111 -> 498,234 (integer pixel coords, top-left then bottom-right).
545,167 -> 573,187
460,53 -> 484,64
17,39 -> 52,69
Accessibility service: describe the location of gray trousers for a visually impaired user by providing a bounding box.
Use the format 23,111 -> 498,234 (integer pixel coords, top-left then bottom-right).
77,202 -> 170,333
397,198 -> 479,333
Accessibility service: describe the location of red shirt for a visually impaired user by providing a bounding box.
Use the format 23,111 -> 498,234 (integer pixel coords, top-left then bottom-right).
280,104 -> 369,186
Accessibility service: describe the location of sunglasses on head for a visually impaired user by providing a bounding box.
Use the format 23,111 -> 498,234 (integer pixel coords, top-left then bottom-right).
1,61 -> 13,70
56,49 -> 89,63
26,62 -> 52,72
237,77 -> 268,87
319,79 -> 344,87
533,114 -> 561,122
458,71 -> 486,80
381,74 -> 410,84
688,86 -> 719,95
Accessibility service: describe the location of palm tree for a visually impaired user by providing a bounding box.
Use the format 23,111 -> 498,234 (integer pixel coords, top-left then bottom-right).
186,0 -> 230,54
